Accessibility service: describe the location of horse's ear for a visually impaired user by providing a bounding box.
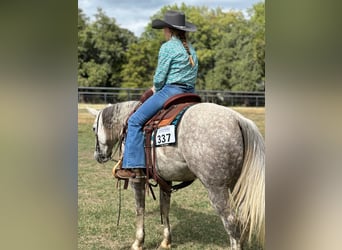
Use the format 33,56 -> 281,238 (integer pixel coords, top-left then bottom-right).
86,107 -> 99,117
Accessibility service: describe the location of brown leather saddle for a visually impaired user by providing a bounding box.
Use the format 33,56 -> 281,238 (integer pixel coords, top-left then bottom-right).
143,93 -> 201,194
145,93 -> 201,129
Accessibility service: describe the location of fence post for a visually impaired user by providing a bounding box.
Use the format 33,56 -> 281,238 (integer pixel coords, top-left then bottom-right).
256,96 -> 258,106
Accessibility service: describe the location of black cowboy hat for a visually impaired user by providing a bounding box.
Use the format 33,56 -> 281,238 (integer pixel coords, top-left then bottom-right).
152,10 -> 197,32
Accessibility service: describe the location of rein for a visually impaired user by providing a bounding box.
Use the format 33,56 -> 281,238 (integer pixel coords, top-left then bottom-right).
110,141 -> 121,162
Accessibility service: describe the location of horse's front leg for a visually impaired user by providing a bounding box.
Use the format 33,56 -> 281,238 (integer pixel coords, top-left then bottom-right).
130,178 -> 146,250
159,186 -> 171,249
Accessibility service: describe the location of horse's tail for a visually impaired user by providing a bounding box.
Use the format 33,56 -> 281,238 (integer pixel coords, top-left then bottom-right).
231,114 -> 265,245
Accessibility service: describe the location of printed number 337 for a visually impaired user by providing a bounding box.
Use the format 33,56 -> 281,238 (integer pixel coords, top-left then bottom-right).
157,133 -> 171,144
155,125 -> 176,145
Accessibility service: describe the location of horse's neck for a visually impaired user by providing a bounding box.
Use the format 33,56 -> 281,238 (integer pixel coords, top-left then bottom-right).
109,101 -> 139,137
114,101 -> 139,123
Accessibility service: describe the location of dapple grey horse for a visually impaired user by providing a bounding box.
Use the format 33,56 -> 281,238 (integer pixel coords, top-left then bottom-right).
87,101 -> 265,250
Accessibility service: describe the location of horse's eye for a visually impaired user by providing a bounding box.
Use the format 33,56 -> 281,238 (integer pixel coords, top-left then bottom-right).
92,127 -> 96,132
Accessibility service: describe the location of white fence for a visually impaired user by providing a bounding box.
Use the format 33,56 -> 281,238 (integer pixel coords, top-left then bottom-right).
78,87 -> 265,107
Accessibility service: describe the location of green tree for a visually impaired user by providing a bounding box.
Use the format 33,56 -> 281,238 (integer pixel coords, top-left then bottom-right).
249,2 -> 265,90
78,8 -> 136,87
78,8 -> 91,86
205,2 -> 265,91
196,9 -> 245,90
120,39 -> 159,89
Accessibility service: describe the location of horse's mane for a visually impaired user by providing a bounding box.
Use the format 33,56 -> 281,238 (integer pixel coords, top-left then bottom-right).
101,101 -> 139,129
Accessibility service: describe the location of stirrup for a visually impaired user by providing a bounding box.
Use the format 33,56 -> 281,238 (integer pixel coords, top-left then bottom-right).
112,158 -> 122,176
115,169 -> 137,179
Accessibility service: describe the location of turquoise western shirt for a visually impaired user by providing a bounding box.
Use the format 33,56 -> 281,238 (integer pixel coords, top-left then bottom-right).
153,36 -> 198,91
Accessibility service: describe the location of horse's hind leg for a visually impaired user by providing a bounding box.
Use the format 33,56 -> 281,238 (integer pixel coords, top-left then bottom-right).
159,187 -> 171,249
207,187 -> 242,250
130,178 -> 146,250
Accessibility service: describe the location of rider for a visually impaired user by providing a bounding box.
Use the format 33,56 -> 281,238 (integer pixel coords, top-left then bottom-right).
115,10 -> 199,179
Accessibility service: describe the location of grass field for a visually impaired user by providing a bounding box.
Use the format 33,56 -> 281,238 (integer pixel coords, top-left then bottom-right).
78,103 -> 264,250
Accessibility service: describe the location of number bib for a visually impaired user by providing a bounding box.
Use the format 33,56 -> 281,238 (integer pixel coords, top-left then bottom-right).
155,125 -> 176,146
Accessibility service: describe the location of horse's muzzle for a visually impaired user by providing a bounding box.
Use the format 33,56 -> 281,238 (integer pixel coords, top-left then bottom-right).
94,151 -> 111,163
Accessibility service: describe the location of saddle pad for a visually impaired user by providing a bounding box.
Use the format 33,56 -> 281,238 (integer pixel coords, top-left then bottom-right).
145,102 -> 195,129
146,103 -> 195,146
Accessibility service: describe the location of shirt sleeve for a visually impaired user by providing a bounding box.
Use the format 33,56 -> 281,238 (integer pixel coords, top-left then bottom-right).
153,44 -> 172,91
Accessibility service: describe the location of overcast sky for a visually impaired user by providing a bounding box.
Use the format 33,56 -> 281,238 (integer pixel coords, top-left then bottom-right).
78,0 -> 261,37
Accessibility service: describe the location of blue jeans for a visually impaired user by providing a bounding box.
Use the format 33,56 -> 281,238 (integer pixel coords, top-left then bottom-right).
122,84 -> 194,168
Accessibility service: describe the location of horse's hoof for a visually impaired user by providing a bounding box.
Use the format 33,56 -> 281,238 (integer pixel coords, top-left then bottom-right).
130,247 -> 143,250
159,242 -> 171,249
130,244 -> 143,250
